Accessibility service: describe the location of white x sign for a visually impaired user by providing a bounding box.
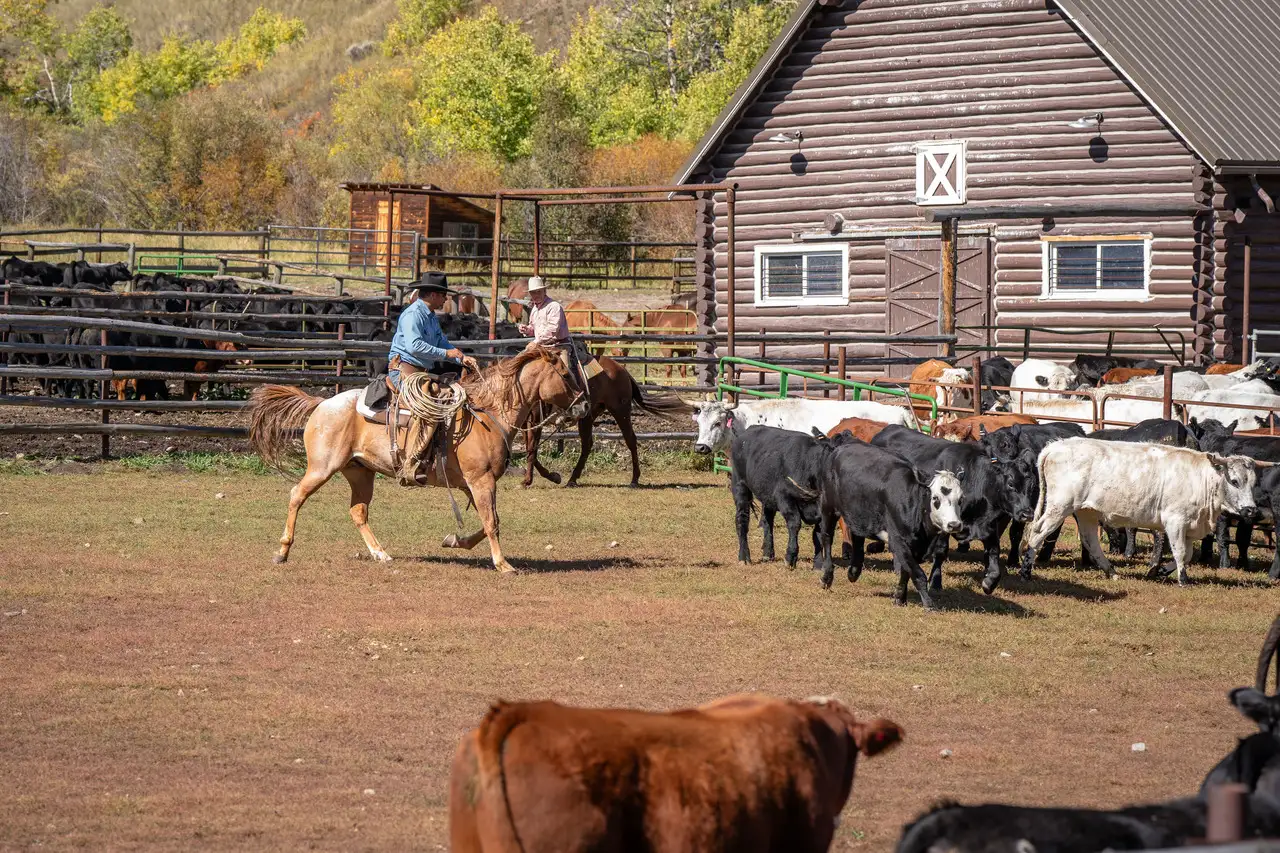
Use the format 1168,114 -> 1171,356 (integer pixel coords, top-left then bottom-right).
924,150 -> 957,199
914,140 -> 966,206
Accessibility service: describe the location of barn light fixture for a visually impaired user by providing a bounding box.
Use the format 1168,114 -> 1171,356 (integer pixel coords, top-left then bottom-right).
768,130 -> 804,146
1067,112 -> 1104,132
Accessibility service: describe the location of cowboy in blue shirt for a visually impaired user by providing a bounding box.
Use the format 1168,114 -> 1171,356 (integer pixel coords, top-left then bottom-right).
388,272 -> 479,388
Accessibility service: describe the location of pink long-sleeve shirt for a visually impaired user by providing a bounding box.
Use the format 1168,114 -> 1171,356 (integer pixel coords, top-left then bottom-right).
526,298 -> 570,346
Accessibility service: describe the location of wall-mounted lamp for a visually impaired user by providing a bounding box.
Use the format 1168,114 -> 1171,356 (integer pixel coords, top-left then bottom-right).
768,130 -> 804,146
1067,112 -> 1104,132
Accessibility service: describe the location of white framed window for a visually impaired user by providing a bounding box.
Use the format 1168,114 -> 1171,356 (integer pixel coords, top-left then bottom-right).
1041,237 -> 1151,299
443,221 -> 481,257
754,242 -> 849,307
914,140 -> 966,206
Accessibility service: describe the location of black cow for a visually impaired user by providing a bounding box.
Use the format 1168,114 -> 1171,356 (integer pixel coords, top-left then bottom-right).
897,617 -> 1280,853
729,425 -> 852,569
872,425 -> 1037,594
63,260 -> 132,289
2,256 -> 67,287
815,440 -> 964,609
1189,418 -> 1280,574
1070,354 -> 1163,388
977,356 -> 1015,412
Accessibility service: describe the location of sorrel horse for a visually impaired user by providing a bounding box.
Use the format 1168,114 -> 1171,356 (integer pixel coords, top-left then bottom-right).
247,348 -> 582,572
523,356 -> 689,488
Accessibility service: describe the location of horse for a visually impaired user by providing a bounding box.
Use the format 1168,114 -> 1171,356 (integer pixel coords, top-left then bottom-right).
522,356 -> 689,488
246,347 -> 583,573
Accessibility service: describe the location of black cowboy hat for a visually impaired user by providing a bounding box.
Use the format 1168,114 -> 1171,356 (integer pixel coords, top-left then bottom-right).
410,271 -> 450,294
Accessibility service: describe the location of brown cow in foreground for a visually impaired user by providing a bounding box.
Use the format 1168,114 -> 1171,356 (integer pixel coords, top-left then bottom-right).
449,694 -> 903,852
1100,366 -> 1157,385
933,413 -> 1038,442
826,415 -> 893,443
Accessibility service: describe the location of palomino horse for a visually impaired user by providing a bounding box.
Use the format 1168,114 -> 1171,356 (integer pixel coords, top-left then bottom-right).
247,347 -> 583,572
523,356 -> 689,488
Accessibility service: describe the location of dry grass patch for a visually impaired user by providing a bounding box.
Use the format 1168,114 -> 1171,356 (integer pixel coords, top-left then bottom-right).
0,468 -> 1276,850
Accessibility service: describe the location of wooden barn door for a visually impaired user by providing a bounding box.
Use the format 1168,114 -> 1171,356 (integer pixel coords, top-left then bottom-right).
885,236 -> 990,363
375,198 -> 403,270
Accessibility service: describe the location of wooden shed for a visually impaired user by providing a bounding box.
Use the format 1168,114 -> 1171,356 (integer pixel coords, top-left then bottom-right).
342,183 -> 495,273
676,0 -> 1280,370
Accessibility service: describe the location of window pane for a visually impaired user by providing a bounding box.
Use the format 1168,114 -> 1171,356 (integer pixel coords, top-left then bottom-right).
1054,244 -> 1097,290
1100,243 -> 1145,289
764,254 -> 804,299
806,252 -> 843,296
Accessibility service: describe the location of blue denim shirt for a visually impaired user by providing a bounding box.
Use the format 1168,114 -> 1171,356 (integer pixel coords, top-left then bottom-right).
388,299 -> 454,370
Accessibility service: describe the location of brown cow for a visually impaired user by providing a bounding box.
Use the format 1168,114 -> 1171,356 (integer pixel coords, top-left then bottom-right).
1100,366 -> 1157,385
826,415 -> 892,443
933,413 -> 1039,442
1207,362 -> 1245,375
907,359 -> 972,424
449,694 -> 902,853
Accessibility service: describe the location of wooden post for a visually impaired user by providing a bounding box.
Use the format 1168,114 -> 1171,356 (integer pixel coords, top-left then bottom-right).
1206,784 -> 1247,844
837,346 -> 847,401
217,257 -> 228,276
384,190 -> 395,301
0,287 -> 8,396
725,185 -> 737,393
99,329 -> 110,460
823,330 -> 831,398
489,193 -> 503,340
411,232 -> 421,281
533,202 -> 541,276
1162,364 -> 1174,421
630,244 -> 637,287
272,263 -> 283,286
26,243 -> 34,261
334,276 -> 344,297
758,327 -> 766,387
258,227 -> 268,262
335,323 -> 346,396
178,223 -> 185,256
96,225 -> 103,263
1243,237 -> 1253,361
972,355 -> 983,416
939,217 -> 957,358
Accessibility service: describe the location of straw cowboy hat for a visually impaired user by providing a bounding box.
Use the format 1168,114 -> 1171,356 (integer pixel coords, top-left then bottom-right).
527,275 -> 548,292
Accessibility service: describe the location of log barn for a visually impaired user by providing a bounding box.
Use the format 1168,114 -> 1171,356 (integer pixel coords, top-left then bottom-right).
676,0 -> 1280,370
342,182 -> 495,272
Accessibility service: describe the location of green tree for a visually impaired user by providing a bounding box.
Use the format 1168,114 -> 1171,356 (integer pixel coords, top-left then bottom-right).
412,9 -> 553,162
212,8 -> 306,82
561,7 -> 667,147
65,5 -> 131,76
330,64 -> 422,179
383,0 -> 472,56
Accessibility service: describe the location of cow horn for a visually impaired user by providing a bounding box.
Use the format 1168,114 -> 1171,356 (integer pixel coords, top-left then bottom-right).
1256,614 -> 1280,693
724,400 -> 738,411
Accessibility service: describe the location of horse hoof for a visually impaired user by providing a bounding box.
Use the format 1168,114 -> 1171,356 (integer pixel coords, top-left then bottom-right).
981,576 -> 999,595
496,562 -> 518,574
374,552 -> 393,563
441,533 -> 460,548
272,554 -> 287,565
546,473 -> 562,485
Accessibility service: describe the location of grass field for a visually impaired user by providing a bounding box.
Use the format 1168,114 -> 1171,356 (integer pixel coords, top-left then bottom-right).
1,460 -> 1277,851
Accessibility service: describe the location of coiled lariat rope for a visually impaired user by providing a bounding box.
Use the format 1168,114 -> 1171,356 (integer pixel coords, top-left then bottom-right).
398,371 -> 468,423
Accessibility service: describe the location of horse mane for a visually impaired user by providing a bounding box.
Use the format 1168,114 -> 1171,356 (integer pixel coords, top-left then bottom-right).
460,347 -> 558,411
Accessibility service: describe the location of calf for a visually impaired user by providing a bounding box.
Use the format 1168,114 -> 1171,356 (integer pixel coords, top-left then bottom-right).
730,425 -> 850,568
1009,358 -> 1075,408
978,356 -> 1015,412
933,413 -> 1036,442
908,359 -> 971,423
1022,439 -> 1259,584
449,694 -> 902,853
873,425 -> 1038,594
1101,366 -> 1156,384
817,440 -> 963,609
826,415 -> 892,443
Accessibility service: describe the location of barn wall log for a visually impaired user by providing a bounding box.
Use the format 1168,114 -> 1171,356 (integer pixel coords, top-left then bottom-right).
693,0 -> 1201,374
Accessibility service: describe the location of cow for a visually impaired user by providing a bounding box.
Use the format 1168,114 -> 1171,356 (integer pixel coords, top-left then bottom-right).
873,425 -> 1038,594
907,359 -> 971,423
1008,359 -> 1077,409
1021,439 -> 1259,585
1101,366 -> 1157,384
449,694 -> 903,853
978,356 -> 1016,412
933,413 -> 1037,442
1014,394 -> 1170,432
2,256 -> 66,287
1105,370 -> 1210,398
816,440 -> 964,609
898,618 -> 1280,853
1189,381 -> 1280,430
63,260 -> 132,288
1070,354 -> 1162,388
1208,362 -> 1246,375
826,415 -> 893,443
730,425 -> 853,568
692,397 -> 918,455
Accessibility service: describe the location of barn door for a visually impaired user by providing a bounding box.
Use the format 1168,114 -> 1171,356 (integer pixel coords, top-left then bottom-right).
886,236 -> 990,363
375,199 -> 403,270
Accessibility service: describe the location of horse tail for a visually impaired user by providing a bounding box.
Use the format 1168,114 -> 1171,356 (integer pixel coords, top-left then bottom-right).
1256,613 -> 1280,692
474,701 -> 529,852
629,374 -> 690,420
247,385 -> 322,469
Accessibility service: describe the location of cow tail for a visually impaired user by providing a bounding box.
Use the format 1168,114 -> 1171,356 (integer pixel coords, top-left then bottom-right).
1256,614 -> 1280,692
1032,445 -> 1050,527
474,702 -> 529,853
246,385 -> 322,471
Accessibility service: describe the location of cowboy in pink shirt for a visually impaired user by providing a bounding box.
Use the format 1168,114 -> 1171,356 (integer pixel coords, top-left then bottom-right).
518,276 -> 570,346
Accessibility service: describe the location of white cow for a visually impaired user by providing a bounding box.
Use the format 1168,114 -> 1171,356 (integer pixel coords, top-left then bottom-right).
1187,380 -> 1280,430
1106,371 -> 1210,398
691,397 -> 919,454
1022,438 -> 1259,585
1014,394 -> 1170,433
1009,359 -> 1076,409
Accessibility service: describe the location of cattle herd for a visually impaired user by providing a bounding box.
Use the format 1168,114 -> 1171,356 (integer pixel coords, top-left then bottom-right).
447,615 -> 1280,851
693,352 -> 1280,610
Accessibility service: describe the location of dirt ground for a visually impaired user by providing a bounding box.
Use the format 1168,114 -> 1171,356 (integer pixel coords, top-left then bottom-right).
1,464 -> 1277,852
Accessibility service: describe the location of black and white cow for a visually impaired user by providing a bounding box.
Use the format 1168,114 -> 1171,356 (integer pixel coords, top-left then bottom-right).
978,356 -> 1015,413
1021,438 -> 1259,584
815,440 -> 963,610
872,425 -> 1038,594
729,425 -> 853,568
